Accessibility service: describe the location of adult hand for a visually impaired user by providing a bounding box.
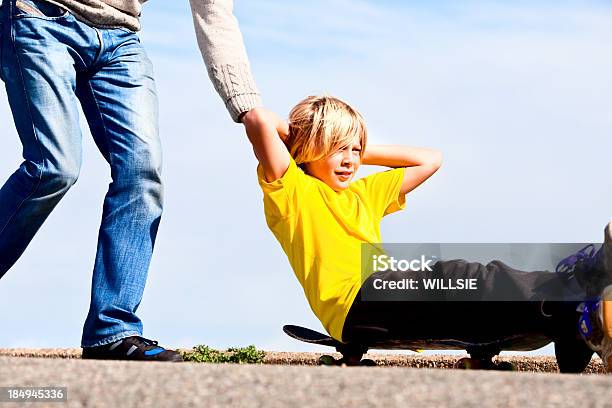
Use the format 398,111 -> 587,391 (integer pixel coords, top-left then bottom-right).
241,107 -> 289,143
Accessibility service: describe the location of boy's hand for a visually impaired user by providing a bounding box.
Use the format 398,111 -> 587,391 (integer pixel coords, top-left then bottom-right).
363,145 -> 442,195
241,107 -> 291,182
241,107 -> 289,142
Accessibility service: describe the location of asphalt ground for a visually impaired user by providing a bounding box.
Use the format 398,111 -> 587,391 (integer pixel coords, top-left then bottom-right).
1,353 -> 611,407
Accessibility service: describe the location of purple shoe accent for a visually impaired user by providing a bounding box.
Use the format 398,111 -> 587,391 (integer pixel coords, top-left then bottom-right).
578,301 -> 598,339
556,244 -> 598,275
555,244 -> 603,296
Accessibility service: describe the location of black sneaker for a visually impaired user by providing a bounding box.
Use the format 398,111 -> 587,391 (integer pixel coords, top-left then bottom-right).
82,336 -> 184,362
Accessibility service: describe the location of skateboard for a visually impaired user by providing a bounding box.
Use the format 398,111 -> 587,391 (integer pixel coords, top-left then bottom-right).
283,325 -> 594,372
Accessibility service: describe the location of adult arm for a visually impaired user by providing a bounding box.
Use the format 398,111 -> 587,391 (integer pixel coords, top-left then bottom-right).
189,0 -> 262,122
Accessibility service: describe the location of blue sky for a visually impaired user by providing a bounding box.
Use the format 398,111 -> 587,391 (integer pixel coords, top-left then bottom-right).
0,1 -> 611,356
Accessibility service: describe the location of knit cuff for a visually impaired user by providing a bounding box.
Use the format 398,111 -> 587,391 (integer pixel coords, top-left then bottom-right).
227,92 -> 263,123
207,63 -> 263,123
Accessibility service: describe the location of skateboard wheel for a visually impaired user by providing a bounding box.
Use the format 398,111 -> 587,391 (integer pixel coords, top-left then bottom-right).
318,355 -> 338,366
454,357 -> 481,369
555,338 -> 593,373
495,361 -> 517,371
359,358 -> 377,366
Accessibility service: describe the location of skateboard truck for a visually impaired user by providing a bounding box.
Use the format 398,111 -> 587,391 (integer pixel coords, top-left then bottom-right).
454,346 -> 514,370
330,342 -> 370,366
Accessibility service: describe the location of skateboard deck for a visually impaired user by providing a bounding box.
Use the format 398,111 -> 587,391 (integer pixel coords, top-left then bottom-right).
283,324 -> 593,372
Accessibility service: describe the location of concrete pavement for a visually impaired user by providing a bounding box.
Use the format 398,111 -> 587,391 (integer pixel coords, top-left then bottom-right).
1,356 -> 612,407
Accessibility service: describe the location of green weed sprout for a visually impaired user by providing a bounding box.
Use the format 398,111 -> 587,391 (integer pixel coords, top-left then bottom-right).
182,345 -> 265,364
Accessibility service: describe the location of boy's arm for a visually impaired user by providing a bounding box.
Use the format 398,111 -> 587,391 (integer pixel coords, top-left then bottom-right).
362,145 -> 442,195
242,108 -> 291,182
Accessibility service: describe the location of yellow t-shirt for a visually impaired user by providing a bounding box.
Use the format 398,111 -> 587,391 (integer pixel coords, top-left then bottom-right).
257,158 -> 406,341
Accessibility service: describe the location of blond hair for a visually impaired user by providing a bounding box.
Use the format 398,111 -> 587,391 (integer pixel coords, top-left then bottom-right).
286,95 -> 367,165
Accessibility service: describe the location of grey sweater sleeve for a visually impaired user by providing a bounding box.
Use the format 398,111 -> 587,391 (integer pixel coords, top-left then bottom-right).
189,0 -> 262,123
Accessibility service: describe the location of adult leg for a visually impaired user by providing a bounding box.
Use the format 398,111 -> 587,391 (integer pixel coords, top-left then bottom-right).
0,1 -> 83,277
77,28 -> 163,347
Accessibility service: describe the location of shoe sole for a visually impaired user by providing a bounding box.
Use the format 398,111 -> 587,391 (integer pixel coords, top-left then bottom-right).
601,286 -> 612,371
81,350 -> 183,362
604,223 -> 612,370
82,354 -> 183,362
605,302 -> 612,370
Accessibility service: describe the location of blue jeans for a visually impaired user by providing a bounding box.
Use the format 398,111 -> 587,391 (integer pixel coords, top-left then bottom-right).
0,0 -> 163,347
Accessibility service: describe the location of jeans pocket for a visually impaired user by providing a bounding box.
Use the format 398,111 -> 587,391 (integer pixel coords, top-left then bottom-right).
116,27 -> 135,34
15,0 -> 69,19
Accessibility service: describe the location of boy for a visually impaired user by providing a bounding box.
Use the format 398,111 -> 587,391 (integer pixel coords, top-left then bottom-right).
242,96 -> 612,370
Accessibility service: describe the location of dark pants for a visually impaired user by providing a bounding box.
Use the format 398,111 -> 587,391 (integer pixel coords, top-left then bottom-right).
342,259 -> 582,343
